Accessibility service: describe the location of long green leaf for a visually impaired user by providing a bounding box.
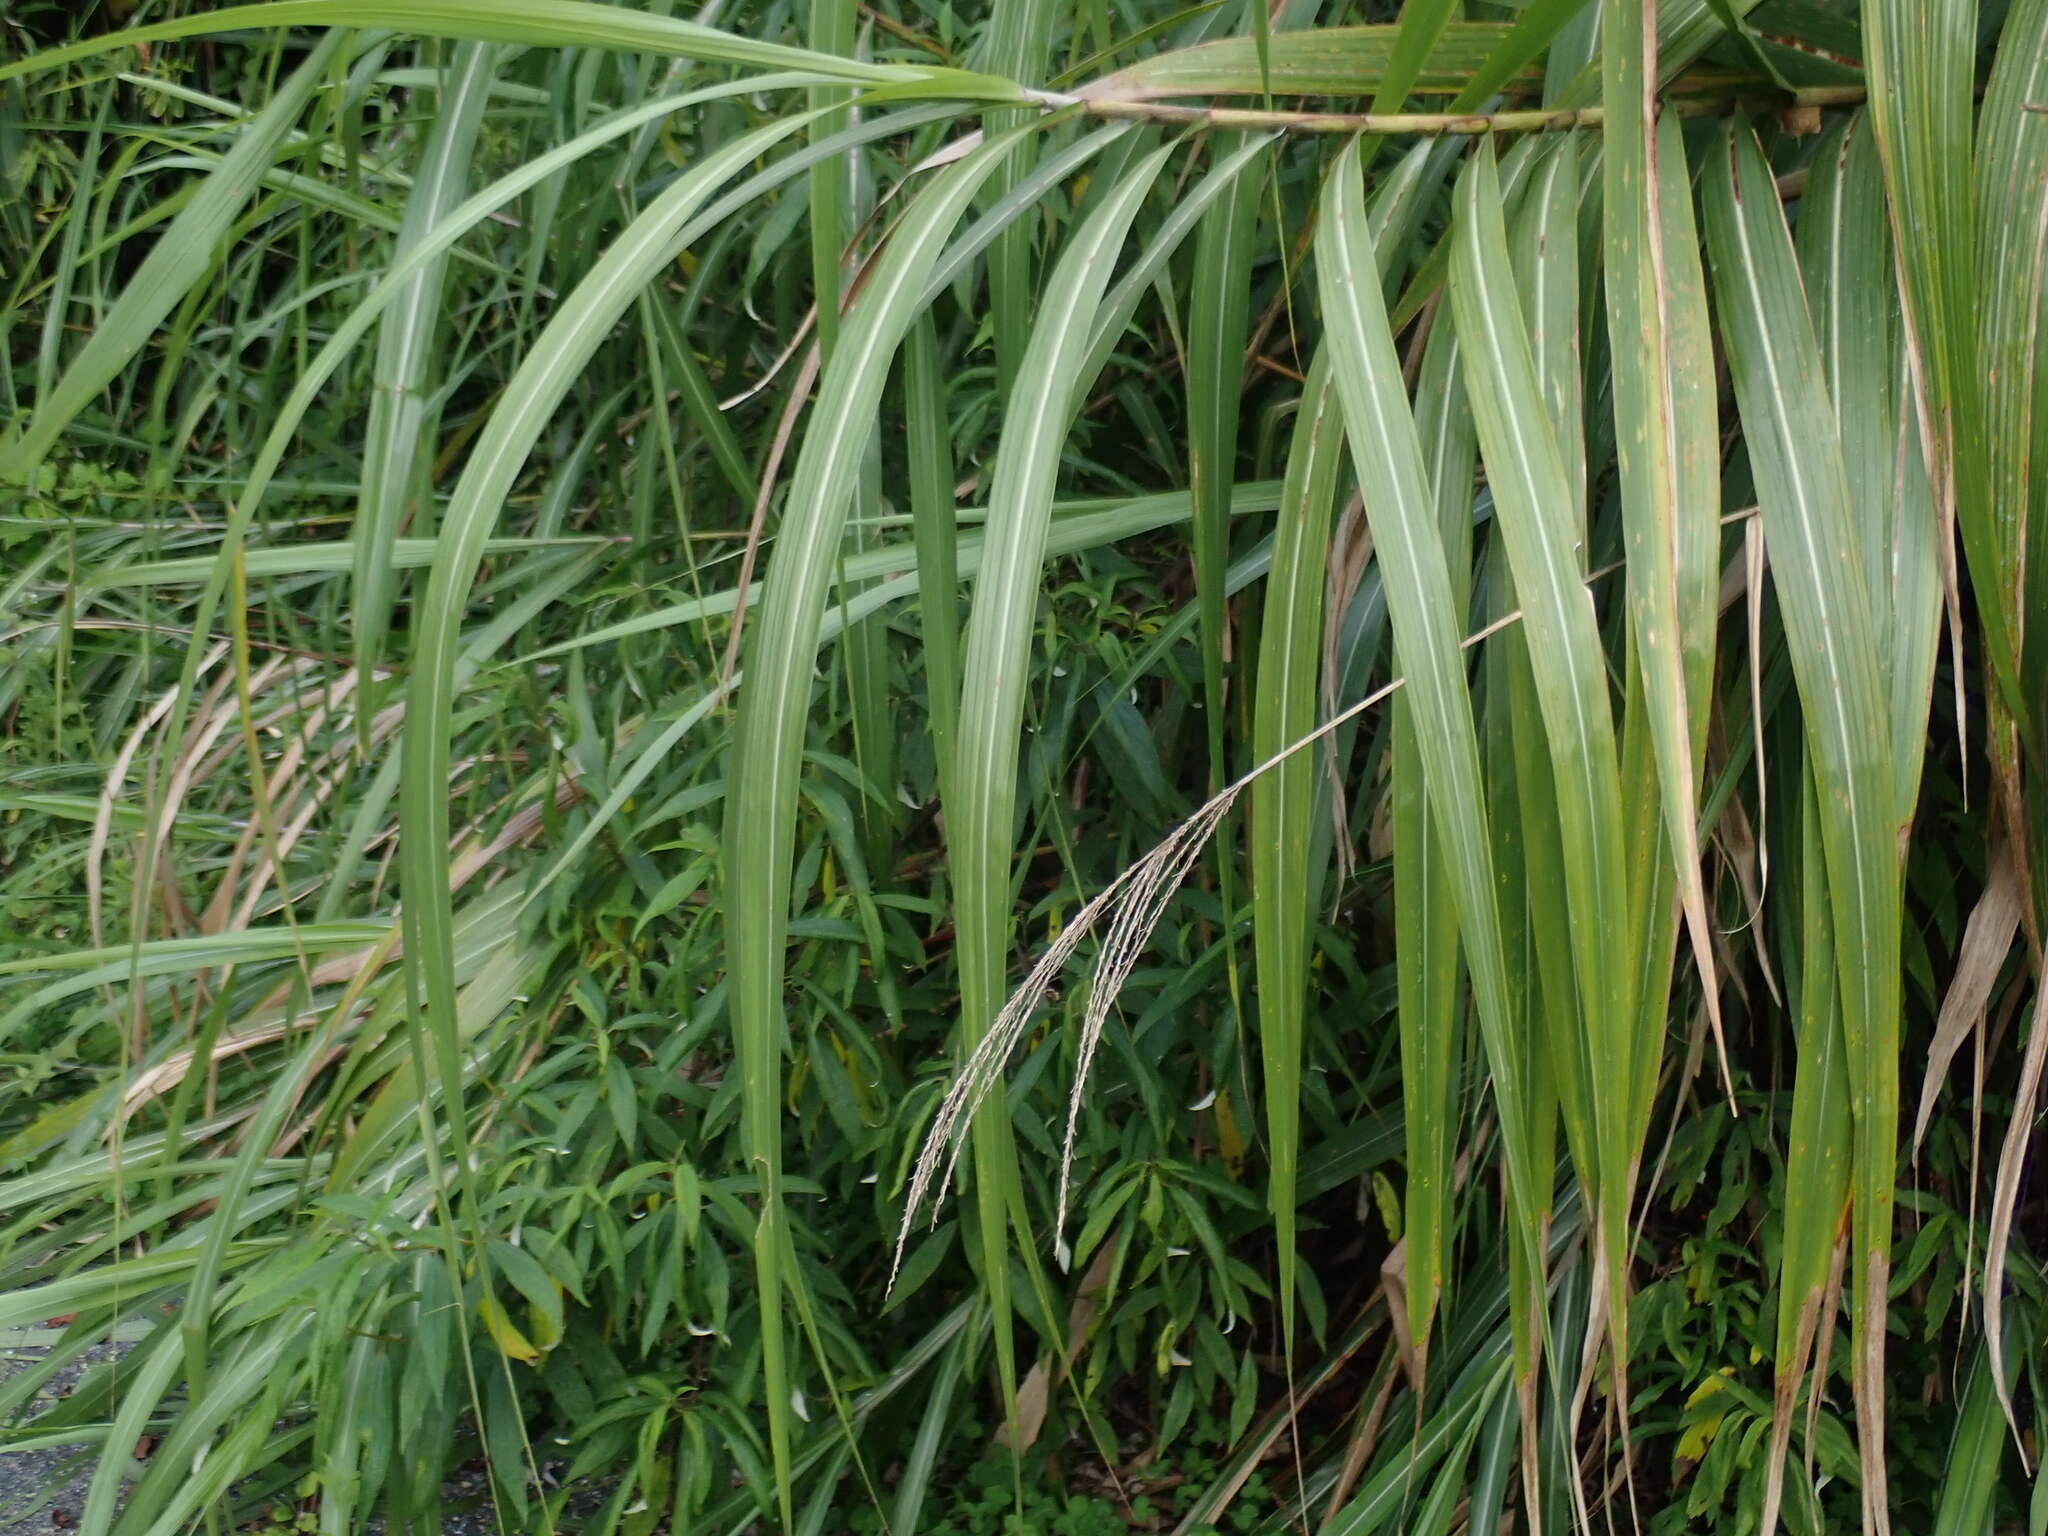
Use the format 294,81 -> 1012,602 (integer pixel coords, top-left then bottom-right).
1705,117 -> 1901,1536
1088,22 -> 1521,98
1450,137 -> 1633,1380
1394,304 -> 1477,1368
978,0 -> 1059,398
1248,132 -> 1435,1372
1862,0 -> 2028,757
0,1 -> 1023,96
0,31 -> 344,476
949,138 -> 1171,1434
1978,0 -> 2048,926
1445,0 -> 1597,113
723,128 -> 1031,1525
1616,112 -> 1720,1186
389,106 -> 825,1531
1602,0 -> 1724,1103
906,316 -> 964,812
1933,1309 -> 2037,1536
353,40 -> 495,741
1314,135 -> 1550,1316
1762,765 -> 1853,1536
1248,348 -> 1345,1371
1794,111 -> 1942,831
1187,146 -> 1261,806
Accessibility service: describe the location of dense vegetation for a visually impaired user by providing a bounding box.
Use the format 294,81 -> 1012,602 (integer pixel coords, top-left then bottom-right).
1,0 -> 2044,1531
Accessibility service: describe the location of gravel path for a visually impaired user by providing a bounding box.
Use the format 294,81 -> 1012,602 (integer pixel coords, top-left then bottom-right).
3,1333 -> 616,1535
1,1335 -> 124,1535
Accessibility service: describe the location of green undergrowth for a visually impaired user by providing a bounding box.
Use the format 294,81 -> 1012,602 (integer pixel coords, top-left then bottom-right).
2,0 -> 2045,1532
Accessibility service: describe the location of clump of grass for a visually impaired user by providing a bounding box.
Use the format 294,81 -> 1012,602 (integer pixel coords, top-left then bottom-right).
2,2 -> 2045,1534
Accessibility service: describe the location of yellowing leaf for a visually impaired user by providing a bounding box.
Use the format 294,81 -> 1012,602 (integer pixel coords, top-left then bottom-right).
1372,1170 -> 1403,1243
1675,1368 -> 1737,1463
528,1291 -> 564,1352
479,1293 -> 540,1364
1213,1087 -> 1247,1176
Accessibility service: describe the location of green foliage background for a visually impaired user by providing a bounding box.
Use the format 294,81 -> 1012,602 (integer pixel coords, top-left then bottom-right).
0,0 -> 2043,1532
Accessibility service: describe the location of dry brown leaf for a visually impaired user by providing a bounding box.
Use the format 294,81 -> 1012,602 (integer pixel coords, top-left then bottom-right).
995,1237 -> 1117,1453
1913,841 -> 2021,1154
1983,975 -> 2048,1455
